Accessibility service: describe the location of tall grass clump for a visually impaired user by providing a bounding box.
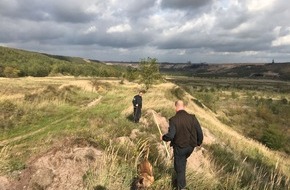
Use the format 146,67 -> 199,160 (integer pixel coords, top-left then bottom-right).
208,144 -> 290,189
83,144 -> 135,190
83,139 -> 173,190
170,86 -> 186,100
0,146 -> 10,174
0,100 -> 24,130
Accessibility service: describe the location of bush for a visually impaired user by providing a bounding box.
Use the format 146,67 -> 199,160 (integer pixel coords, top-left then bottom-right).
139,57 -> 161,89
3,66 -> 20,78
192,98 -> 204,108
260,126 -> 285,150
125,66 -> 139,81
0,100 -> 24,130
170,87 -> 186,100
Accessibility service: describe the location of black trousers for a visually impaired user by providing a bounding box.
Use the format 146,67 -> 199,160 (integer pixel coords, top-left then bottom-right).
173,146 -> 194,190
133,107 -> 141,122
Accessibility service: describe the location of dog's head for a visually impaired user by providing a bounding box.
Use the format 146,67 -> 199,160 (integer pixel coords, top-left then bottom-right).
136,173 -> 154,189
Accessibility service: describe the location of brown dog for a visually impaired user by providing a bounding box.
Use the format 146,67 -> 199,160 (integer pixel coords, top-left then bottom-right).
136,147 -> 154,189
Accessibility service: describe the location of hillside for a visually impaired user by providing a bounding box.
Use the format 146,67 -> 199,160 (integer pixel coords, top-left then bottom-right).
103,60 -> 290,81
159,62 -> 290,81
0,46 -> 124,77
0,77 -> 289,189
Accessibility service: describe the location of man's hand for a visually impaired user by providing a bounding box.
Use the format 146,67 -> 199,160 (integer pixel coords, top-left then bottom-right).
160,135 -> 163,141
195,146 -> 202,151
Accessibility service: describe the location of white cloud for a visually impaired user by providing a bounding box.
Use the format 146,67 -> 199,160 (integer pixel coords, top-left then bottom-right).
83,26 -> 97,34
107,24 -> 132,33
272,26 -> 290,46
247,0 -> 276,12
272,35 -> 290,46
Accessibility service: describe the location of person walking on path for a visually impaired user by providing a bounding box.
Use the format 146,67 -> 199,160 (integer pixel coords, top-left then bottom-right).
161,100 -> 203,190
132,91 -> 143,123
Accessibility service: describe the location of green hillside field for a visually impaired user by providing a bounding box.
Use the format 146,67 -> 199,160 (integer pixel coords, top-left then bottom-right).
0,76 -> 289,190
0,46 -> 124,78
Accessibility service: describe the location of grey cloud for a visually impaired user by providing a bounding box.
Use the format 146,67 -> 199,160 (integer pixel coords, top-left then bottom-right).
1,0 -> 290,63
0,0 -> 97,23
70,28 -> 153,48
0,17 -> 70,43
161,0 -> 213,10
154,22 -> 274,53
120,0 -> 156,15
214,7 -> 250,30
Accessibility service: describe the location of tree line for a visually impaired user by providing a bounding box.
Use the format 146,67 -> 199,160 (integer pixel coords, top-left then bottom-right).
0,47 -> 162,89
0,46 -> 123,77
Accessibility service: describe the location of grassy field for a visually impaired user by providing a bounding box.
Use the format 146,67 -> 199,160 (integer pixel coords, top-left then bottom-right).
0,76 -> 289,189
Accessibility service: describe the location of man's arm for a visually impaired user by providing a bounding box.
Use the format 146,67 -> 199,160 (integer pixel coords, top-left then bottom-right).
132,96 -> 138,107
162,121 -> 176,142
193,116 -> 203,146
136,96 -> 142,108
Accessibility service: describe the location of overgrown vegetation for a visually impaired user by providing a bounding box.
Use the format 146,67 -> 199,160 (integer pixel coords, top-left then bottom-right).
160,62 -> 290,81
168,77 -> 290,154
0,46 -> 123,77
124,57 -> 162,89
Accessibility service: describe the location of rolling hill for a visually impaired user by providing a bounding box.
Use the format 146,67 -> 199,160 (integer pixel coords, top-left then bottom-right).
158,62 -> 290,80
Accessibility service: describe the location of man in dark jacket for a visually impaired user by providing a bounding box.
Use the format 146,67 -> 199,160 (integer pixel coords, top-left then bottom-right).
132,91 -> 143,123
162,100 -> 203,190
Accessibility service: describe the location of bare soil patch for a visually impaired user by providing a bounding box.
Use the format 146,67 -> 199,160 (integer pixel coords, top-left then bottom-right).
3,139 -> 102,190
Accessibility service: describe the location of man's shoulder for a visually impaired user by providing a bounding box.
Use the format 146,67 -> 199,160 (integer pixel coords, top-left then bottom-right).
189,113 -> 196,117
169,115 -> 176,121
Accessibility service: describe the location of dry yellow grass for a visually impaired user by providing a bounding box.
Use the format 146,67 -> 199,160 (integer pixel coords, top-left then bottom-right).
181,88 -> 290,177
138,81 -> 290,181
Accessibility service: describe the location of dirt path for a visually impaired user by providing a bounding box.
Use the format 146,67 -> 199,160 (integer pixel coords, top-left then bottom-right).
0,114 -> 75,147
0,94 -> 102,148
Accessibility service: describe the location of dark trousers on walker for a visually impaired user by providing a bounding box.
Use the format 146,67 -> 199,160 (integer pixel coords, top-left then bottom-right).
133,107 -> 141,123
173,146 -> 194,190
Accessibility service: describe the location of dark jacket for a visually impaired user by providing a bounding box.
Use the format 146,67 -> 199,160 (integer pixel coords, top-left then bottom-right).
162,110 -> 203,148
132,95 -> 142,108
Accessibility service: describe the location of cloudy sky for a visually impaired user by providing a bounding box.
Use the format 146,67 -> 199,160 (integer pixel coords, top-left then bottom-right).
1,0 -> 290,63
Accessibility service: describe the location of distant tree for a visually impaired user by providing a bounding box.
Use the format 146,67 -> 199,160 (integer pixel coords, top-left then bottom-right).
139,57 -> 161,89
3,66 -> 20,78
125,66 -> 139,81
0,66 -> 3,77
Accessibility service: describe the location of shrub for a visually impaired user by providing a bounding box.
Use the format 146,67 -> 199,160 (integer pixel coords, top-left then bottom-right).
260,126 -> 285,150
192,98 -> 204,108
139,57 -> 161,89
3,66 -> 20,78
125,66 -> 139,81
170,87 -> 186,100
0,100 -> 24,130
